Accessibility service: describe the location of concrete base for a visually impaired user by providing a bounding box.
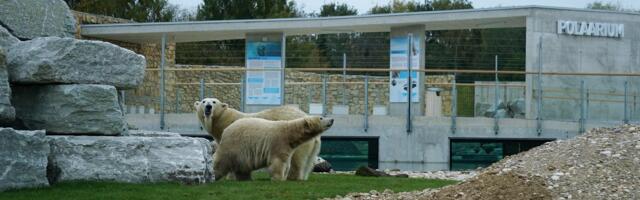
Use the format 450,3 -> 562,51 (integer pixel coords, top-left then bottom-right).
126,113 -> 627,171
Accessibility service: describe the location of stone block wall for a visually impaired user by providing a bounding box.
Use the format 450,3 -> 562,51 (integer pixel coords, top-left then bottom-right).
73,12 -> 455,116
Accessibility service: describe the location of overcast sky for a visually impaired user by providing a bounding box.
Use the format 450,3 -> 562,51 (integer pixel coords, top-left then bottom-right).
168,0 -> 640,14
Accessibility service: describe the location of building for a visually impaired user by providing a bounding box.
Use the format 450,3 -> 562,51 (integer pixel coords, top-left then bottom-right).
81,6 -> 640,171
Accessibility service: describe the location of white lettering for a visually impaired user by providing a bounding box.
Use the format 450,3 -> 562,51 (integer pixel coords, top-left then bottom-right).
578,21 -> 588,35
557,20 -> 624,38
617,24 -> 624,37
586,22 -> 595,36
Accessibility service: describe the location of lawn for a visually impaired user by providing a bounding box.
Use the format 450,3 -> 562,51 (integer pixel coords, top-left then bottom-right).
0,173 -> 456,200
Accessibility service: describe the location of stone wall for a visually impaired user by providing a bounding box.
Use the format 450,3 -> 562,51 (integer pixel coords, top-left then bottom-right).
73,11 -> 177,113
72,12 -> 455,116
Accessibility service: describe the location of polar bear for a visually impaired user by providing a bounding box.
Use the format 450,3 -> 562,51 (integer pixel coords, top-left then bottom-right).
194,98 -> 321,180
213,116 -> 333,181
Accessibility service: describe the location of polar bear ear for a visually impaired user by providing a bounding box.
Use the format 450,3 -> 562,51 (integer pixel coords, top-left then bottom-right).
221,103 -> 228,109
194,101 -> 200,108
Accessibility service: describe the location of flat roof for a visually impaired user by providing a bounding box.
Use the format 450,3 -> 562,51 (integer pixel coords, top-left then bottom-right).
80,5 -> 639,43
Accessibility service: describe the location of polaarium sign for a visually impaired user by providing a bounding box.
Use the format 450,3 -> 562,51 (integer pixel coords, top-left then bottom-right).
557,20 -> 624,38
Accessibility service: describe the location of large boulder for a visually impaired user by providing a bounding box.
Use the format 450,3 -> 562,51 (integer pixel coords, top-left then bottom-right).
7,37 -> 145,89
0,26 -> 19,50
12,84 -> 125,135
47,134 -> 214,184
0,0 -> 76,39
0,128 -> 50,191
0,48 -> 15,124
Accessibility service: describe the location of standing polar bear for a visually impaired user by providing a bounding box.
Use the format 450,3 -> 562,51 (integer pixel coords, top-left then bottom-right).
213,116 -> 334,181
194,98 -> 321,180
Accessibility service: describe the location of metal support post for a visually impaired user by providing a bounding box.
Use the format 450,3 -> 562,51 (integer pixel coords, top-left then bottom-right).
159,33 -> 166,130
536,38 -> 543,136
451,77 -> 457,134
624,81 -> 629,124
240,75 -> 246,112
406,33 -> 413,134
364,75 -> 369,132
342,53 -> 347,105
175,89 -> 180,113
493,55 -> 499,135
199,78 -> 205,100
322,74 -> 327,117
579,80 -> 586,133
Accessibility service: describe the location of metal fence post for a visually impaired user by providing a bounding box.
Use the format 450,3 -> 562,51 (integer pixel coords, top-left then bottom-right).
624,81 -> 629,124
364,75 -> 369,132
494,55 -> 499,135
322,73 -> 327,117
175,89 -> 180,113
406,33 -> 413,134
159,33 -> 166,130
451,77 -> 457,134
199,78 -> 205,100
240,75 -> 246,112
536,38 -> 543,136
342,53 -> 347,105
580,80 -> 586,133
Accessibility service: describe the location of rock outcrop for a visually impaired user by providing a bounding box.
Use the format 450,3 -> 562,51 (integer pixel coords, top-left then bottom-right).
0,48 -> 14,124
12,84 -> 125,135
7,37 -> 145,89
0,0 -> 76,39
0,128 -> 50,191
0,26 -> 19,50
47,134 -> 214,184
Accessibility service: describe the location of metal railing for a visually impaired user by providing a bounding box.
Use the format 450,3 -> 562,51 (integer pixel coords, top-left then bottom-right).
124,66 -> 639,135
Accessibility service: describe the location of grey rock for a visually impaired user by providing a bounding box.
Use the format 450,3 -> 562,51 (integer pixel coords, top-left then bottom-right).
122,130 -> 181,137
0,128 -> 49,191
0,0 -> 76,39
0,48 -> 15,124
0,26 -> 19,50
12,84 -> 125,135
7,37 -> 145,89
507,98 -> 526,118
47,135 -> 213,184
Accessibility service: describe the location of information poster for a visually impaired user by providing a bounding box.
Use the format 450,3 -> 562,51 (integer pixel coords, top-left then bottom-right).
389,36 -> 420,103
245,40 -> 282,105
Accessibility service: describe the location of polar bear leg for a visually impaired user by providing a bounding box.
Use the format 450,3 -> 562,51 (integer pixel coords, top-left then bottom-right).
287,141 -> 314,180
302,138 -> 321,180
269,158 -> 289,181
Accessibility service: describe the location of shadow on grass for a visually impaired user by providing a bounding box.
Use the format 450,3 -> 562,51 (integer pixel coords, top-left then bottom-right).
0,173 -> 456,200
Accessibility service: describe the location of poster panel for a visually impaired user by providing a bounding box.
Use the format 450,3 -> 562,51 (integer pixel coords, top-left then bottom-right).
245,41 -> 282,105
389,36 -> 420,103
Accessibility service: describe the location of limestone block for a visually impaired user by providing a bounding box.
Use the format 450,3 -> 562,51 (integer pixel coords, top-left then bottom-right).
0,0 -> 76,39
0,128 -> 49,191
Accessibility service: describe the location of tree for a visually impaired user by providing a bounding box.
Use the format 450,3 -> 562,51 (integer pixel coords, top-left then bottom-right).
66,0 -> 179,22
196,0 -> 302,20
177,0 -> 303,66
587,1 -> 623,11
319,3 -> 358,17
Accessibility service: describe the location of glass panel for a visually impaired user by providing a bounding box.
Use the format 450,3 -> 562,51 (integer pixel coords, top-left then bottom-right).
319,139 -> 374,171
450,141 -> 503,170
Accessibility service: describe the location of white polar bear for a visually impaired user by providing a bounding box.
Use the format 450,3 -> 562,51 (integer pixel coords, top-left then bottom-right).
195,98 -> 321,180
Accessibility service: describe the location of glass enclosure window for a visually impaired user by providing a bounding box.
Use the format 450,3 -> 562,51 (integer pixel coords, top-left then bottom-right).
319,137 -> 379,171
450,139 -> 552,170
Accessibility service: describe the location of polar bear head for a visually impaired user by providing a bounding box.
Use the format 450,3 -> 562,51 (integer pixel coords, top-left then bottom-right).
303,116 -> 334,134
194,98 -> 228,119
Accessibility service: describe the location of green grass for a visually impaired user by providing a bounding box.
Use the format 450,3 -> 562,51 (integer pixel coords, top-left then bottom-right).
0,173 -> 456,200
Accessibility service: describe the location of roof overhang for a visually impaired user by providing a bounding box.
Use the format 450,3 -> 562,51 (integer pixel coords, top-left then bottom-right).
79,5 -> 637,43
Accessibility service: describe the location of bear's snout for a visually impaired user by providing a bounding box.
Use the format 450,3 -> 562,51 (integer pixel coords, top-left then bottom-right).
329,119 -> 334,126
204,104 -> 213,116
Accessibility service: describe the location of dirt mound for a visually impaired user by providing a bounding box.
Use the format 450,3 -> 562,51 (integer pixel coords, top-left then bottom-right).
423,172 -> 551,200
424,124 -> 640,199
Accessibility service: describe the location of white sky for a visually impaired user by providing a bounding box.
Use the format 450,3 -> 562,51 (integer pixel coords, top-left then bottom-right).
168,0 -> 640,14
